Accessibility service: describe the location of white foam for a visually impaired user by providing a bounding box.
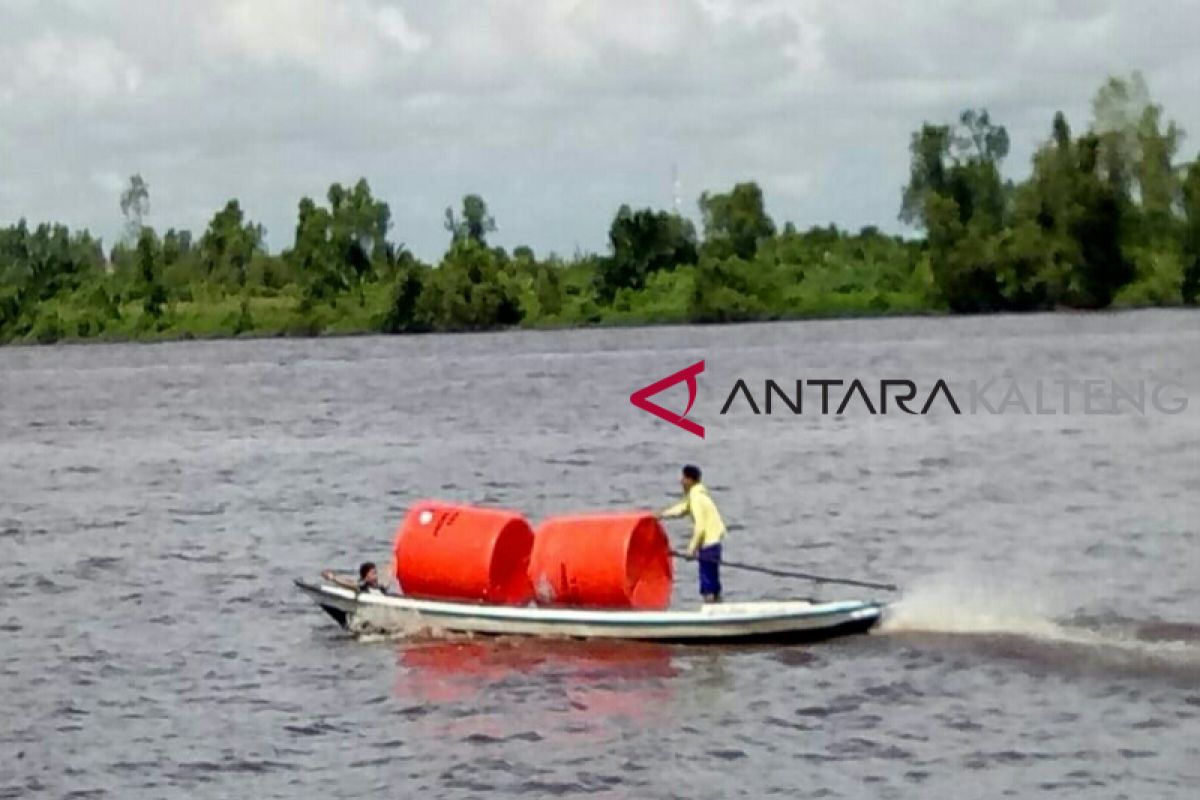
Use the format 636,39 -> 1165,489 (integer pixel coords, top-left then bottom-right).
880,572 -> 1200,663
881,574 -> 1066,638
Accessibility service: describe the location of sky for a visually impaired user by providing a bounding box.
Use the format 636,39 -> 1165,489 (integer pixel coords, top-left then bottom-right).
1,0 -> 1198,262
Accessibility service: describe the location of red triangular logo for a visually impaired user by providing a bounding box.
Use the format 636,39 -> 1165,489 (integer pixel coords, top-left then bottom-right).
630,360 -> 705,438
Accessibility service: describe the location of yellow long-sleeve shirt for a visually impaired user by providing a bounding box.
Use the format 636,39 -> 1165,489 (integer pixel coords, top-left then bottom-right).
660,483 -> 726,554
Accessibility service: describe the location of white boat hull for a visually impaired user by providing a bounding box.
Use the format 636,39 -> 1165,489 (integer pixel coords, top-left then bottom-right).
294,579 -> 885,644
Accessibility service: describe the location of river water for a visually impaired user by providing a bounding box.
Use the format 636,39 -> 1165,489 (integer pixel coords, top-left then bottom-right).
2,310 -> 1198,799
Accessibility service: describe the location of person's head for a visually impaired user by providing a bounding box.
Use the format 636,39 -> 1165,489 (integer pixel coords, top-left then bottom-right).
359,561 -> 378,585
681,464 -> 702,491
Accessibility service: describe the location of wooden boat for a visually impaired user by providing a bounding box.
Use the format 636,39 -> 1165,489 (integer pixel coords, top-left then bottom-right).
294,578 -> 886,644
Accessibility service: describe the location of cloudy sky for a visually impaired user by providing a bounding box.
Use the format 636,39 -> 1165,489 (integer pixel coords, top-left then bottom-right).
1,0 -> 1197,261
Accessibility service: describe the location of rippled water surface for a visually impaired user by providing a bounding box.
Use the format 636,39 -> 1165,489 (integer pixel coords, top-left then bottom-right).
2,310 -> 1199,798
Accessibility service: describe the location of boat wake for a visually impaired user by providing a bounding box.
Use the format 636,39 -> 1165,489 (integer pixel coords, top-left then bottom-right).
880,576 -> 1070,638
879,576 -> 1200,684
352,622 -> 475,644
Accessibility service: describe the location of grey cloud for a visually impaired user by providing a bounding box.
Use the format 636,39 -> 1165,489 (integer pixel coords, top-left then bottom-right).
0,0 -> 1197,261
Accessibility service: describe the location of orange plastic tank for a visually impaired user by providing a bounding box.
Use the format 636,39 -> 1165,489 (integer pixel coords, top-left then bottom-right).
528,512 -> 673,610
393,501 -> 535,605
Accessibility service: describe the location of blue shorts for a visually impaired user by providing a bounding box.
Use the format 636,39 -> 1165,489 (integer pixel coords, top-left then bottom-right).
697,544 -> 722,597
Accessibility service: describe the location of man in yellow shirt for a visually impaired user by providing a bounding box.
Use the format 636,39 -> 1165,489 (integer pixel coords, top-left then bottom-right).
658,464 -> 727,602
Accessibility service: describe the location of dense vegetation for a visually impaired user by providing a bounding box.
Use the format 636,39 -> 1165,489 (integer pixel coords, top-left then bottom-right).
2,73 -> 1197,346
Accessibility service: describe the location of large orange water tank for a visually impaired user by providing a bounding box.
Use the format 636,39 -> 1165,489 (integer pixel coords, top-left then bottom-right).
393,501 -> 535,605
529,512 -> 673,610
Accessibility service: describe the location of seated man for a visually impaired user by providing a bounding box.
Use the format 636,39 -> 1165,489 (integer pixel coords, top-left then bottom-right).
321,561 -> 394,595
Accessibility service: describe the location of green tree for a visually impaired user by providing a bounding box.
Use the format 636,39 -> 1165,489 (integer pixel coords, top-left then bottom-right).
288,179 -> 393,305
136,227 -> 167,320
596,205 -> 698,300
924,194 -> 1006,312
120,174 -> 150,242
1091,72 -> 1148,198
1015,116 -> 1135,308
901,110 -> 1009,230
381,259 -> 429,333
1071,135 -> 1133,307
900,109 -> 1011,310
900,124 -> 952,226
698,181 -> 776,259
0,220 -> 105,341
0,289 -> 18,341
419,241 -> 522,330
690,256 -> 766,322
1134,103 -> 1184,238
444,194 -> 496,246
162,229 -> 193,265
533,264 -> 563,318
199,200 -> 264,287
288,197 -> 335,303
1182,160 -> 1200,304
1089,72 -> 1184,243
327,178 -> 392,284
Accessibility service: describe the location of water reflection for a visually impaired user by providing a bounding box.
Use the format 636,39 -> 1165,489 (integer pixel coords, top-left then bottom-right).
392,637 -> 685,743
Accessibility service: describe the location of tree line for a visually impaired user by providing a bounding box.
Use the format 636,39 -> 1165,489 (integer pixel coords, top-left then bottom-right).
1,72 -> 1197,346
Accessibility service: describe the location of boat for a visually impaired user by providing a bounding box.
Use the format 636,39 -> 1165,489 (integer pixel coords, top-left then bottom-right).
294,578 -> 886,644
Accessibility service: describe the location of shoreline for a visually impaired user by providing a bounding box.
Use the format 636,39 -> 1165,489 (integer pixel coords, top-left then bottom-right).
3,303 -> 1192,352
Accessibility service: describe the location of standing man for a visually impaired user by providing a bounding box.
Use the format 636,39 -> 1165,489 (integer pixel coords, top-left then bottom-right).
658,464 -> 727,603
